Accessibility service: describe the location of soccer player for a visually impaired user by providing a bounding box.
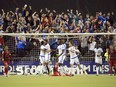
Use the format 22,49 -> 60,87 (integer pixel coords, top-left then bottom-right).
2,46 -> 13,77
68,41 -> 85,75
52,62 -> 71,76
39,41 -> 46,74
52,63 -> 60,76
44,39 -> 51,75
94,44 -> 103,76
109,45 -> 116,76
57,39 -> 66,75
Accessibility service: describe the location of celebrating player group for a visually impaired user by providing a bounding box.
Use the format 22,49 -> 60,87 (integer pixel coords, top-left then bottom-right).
1,38 -> 116,77
39,39 -> 86,76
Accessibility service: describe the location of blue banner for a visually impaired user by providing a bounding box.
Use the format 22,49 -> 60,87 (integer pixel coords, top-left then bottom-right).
0,61 -> 109,75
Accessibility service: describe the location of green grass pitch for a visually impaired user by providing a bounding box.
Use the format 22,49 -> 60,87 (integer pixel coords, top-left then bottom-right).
0,75 -> 116,87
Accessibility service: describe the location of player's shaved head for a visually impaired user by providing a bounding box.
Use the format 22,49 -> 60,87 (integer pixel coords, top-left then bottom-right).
61,39 -> 66,44
41,41 -> 44,45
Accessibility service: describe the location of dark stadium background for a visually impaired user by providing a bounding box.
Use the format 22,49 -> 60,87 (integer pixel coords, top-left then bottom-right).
0,0 -> 116,16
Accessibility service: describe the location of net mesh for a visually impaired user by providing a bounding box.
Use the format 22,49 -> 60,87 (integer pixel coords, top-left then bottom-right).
0,33 -> 116,62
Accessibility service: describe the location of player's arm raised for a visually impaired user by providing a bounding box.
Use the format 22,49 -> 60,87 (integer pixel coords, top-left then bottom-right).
1,51 -> 4,61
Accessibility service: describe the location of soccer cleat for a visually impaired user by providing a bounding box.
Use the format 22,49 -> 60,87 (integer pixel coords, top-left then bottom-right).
4,73 -> 8,77
70,74 -> 74,77
4,74 -> 9,77
109,74 -> 112,76
6,75 -> 9,77
101,69 -> 104,74
114,73 -> 116,76
96,74 -> 99,76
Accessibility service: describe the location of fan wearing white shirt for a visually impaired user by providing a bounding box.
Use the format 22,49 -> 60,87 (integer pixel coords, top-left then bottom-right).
68,41 -> 85,75
88,37 -> 96,56
94,44 -> 103,76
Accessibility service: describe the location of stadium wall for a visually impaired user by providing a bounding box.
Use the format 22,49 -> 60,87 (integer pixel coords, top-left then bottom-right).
0,0 -> 116,16
0,61 -> 109,75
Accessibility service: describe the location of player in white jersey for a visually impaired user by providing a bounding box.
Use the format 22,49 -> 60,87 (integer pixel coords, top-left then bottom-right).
68,41 -> 85,75
57,43 -> 66,64
44,41 -> 51,63
94,44 -> 103,76
39,41 -> 45,64
57,39 -> 66,75
44,39 -> 51,75
39,41 -> 46,74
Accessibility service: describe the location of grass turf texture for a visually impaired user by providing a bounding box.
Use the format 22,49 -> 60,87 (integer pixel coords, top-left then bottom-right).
0,75 -> 116,87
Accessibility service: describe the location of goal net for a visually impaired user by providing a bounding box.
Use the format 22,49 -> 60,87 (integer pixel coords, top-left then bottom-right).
0,33 -> 116,62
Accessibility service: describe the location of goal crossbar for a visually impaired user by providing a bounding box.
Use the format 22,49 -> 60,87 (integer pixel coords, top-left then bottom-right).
0,33 -> 116,36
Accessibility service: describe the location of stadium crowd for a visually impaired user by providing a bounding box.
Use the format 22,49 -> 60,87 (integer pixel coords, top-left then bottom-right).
0,5 -> 116,33
0,5 -> 116,58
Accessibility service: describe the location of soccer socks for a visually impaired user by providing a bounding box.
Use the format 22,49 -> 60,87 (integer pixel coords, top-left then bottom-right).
78,65 -> 85,74
100,66 -> 104,74
46,65 -> 50,75
5,68 -> 8,76
96,66 -> 99,75
110,66 -> 113,75
71,67 -> 75,75
114,67 -> 116,75
39,65 -> 43,74
58,66 -> 62,75
42,65 -> 47,73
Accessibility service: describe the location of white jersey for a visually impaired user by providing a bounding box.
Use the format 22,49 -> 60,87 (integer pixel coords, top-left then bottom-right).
94,48 -> 103,64
39,45 -> 45,64
68,46 -> 80,59
94,48 -> 103,59
44,43 -> 51,55
40,45 -> 45,56
57,44 -> 66,56
57,43 -> 66,64
44,43 -> 51,62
